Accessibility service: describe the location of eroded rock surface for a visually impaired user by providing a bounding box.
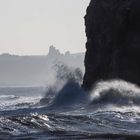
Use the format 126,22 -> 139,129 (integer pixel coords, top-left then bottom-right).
83,0 -> 140,90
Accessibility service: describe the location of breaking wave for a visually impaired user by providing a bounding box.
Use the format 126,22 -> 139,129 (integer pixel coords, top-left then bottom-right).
90,80 -> 140,106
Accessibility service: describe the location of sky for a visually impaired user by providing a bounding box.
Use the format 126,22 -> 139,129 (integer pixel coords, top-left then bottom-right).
0,0 -> 90,55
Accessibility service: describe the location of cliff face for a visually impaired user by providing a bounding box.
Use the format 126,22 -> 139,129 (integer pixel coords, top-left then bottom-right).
83,0 -> 140,90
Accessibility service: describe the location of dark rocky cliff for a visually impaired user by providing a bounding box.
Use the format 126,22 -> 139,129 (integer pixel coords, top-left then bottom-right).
83,0 -> 140,90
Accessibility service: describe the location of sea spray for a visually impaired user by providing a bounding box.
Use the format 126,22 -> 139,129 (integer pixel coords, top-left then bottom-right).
41,65 -> 140,109
90,79 -> 140,106
40,64 -> 89,108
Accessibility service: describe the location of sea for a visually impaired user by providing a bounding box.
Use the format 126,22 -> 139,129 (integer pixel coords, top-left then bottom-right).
0,79 -> 140,140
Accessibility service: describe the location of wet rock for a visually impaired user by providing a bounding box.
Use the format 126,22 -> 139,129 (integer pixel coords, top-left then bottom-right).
83,0 -> 140,90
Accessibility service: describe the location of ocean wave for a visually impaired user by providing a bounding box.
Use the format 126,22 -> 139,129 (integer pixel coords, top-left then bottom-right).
0,111 -> 140,138
0,95 -> 41,111
90,80 -> 140,106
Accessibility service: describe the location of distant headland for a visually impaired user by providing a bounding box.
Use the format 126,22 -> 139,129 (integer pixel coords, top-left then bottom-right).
0,46 -> 84,87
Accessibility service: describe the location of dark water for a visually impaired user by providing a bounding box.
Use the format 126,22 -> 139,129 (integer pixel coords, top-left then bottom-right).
0,80 -> 140,140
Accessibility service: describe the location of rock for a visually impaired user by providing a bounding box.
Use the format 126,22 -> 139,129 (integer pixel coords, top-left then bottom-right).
83,0 -> 140,90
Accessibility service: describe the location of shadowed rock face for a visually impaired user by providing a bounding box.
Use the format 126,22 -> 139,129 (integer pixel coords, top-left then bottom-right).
83,0 -> 140,90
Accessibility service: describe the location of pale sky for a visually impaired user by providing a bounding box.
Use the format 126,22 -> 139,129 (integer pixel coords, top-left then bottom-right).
0,0 -> 90,55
